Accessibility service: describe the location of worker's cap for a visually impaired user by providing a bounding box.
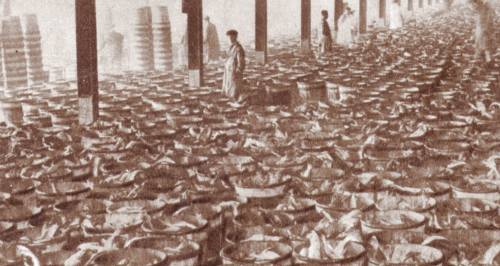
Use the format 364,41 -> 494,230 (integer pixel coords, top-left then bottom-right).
321,10 -> 328,16
226,30 -> 238,37
204,16 -> 210,20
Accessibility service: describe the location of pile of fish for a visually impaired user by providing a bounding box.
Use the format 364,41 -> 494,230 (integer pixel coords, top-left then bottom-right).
0,4 -> 499,266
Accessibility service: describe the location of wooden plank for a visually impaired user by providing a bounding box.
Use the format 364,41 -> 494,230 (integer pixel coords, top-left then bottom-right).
255,0 -> 267,64
75,0 -> 98,125
186,0 -> 203,87
334,0 -> 344,31
359,0 -> 367,34
301,0 -> 311,54
380,0 -> 386,19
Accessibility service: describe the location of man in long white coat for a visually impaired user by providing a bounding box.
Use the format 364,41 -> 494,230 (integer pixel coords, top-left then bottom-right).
222,30 -> 245,99
178,29 -> 188,70
389,0 -> 404,30
337,5 -> 358,48
204,16 -> 221,62
470,0 -> 496,64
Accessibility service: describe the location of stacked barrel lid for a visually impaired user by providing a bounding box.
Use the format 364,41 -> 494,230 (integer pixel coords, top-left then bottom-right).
0,4 -> 499,266
21,14 -> 45,86
131,5 -> 174,74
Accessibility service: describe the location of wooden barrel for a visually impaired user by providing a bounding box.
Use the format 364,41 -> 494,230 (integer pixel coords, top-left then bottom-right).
294,241 -> 367,266
0,98 -> 24,126
126,237 -> 201,266
151,6 -> 173,72
24,114 -> 51,128
325,80 -> 341,103
297,80 -> 326,102
21,99 -> 40,116
221,241 -> 293,265
21,14 -> 44,86
174,204 -> 225,265
132,6 -> 154,72
1,16 -> 28,89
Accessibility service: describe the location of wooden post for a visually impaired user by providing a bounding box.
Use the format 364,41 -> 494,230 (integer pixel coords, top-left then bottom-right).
184,0 -> 203,87
419,0 -> 424,8
428,0 -> 432,5
255,0 -> 267,64
359,0 -> 367,34
301,0 -> 311,54
334,0 -> 343,31
408,0 -> 414,11
380,0 -> 386,19
75,0 -> 98,125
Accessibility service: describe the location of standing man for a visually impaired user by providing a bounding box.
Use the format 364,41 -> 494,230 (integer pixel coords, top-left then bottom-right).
99,25 -> 124,73
318,10 -> 333,55
204,16 -> 221,63
222,30 -> 245,99
470,0 -> 496,64
388,0 -> 404,30
446,0 -> 454,9
337,5 -> 358,48
178,29 -> 189,70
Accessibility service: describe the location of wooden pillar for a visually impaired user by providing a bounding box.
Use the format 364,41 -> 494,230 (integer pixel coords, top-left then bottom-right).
408,0 -> 414,11
359,0 -> 367,34
76,0 -> 98,125
255,0 -> 267,64
300,0 -> 311,54
334,0 -> 343,31
184,0 -> 203,87
428,0 -> 432,5
419,0 -> 424,8
379,0 -> 386,19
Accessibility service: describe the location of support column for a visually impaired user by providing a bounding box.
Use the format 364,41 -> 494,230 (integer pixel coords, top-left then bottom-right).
359,0 -> 367,34
334,0 -> 343,31
379,0 -> 386,19
428,0 -> 432,5
184,0 -> 203,87
76,0 -> 98,125
408,0 -> 414,11
255,0 -> 267,64
419,0 -> 424,8
300,0 -> 311,55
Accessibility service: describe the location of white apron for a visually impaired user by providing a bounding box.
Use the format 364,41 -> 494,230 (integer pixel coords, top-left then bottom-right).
222,42 -> 245,98
337,13 -> 357,47
389,3 -> 403,30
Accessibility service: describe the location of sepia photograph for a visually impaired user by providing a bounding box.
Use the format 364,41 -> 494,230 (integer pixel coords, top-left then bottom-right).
0,0 -> 499,265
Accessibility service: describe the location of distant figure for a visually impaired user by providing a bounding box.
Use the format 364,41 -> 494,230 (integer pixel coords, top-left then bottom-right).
204,16 -> 221,63
446,0 -> 454,9
99,26 -> 124,73
178,29 -> 189,70
318,10 -> 333,55
470,0 -> 496,64
337,5 -> 358,47
389,0 -> 404,30
222,30 -> 245,99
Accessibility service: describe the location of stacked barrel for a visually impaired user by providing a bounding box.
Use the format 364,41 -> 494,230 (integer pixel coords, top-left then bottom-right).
132,6 -> 155,72
0,16 -> 27,126
1,16 -> 28,89
22,14 -> 44,86
151,6 -> 173,73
